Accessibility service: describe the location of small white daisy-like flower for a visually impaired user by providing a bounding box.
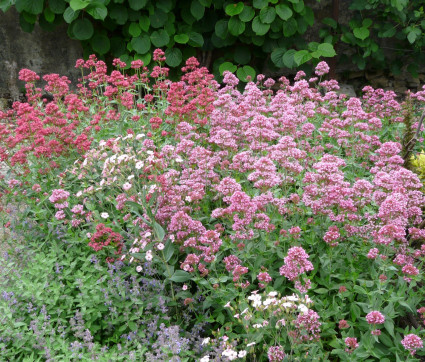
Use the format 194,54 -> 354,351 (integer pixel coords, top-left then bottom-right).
127,175 -> 135,180
100,212 -> 109,219
136,265 -> 143,273
135,133 -> 145,140
123,182 -> 132,191
135,161 -> 144,169
157,243 -> 165,250
202,337 -> 210,345
175,157 -> 183,163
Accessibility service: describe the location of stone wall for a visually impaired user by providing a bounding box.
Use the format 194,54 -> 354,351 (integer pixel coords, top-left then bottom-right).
0,7 -> 82,105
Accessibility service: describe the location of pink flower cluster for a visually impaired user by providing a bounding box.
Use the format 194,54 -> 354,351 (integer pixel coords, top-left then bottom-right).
279,247 -> 314,293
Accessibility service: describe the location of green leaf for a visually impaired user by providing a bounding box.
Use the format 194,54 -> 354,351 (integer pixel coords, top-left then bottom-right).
188,31 -> 204,47
190,0 -> 205,20
271,47 -> 286,67
128,321 -> 137,331
234,46 -> 251,64
170,270 -> 191,282
91,34 -> 110,54
156,0 -> 173,12
63,7 -> 79,23
322,17 -> 337,29
49,0 -> 66,14
384,320 -> 394,337
69,0 -> 89,11
163,240 -> 175,262
128,0 -> 148,10
109,4 -> 128,25
135,52 -> 151,66
15,0 -> 44,14
22,11 -> 37,23
19,13 -> 35,32
253,0 -> 268,9
225,2 -> 244,16
407,29 -> 420,44
294,50 -> 312,65
350,303 -> 361,322
252,16 -> 270,36
228,16 -> 245,36
153,222 -> 165,241
131,34 -> 151,54
43,7 -> 55,22
283,17 -> 297,36
150,9 -> 168,28
259,7 -> 276,24
129,22 -> 141,37
139,15 -> 150,32
293,0 -> 304,13
275,4 -> 292,20
165,47 -> 182,67
362,18 -> 372,28
72,18 -> 94,40
174,34 -> 189,44
282,49 -> 296,67
150,29 -> 170,47
219,61 -> 237,74
317,42 -> 336,57
236,65 -> 256,82
353,27 -> 369,40
239,5 -> 255,22
86,3 -> 107,21
215,19 -> 228,38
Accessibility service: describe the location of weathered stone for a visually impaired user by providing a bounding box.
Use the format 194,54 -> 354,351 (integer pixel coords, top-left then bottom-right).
366,70 -> 384,80
348,71 -> 364,80
336,83 -> 356,98
0,8 -> 83,99
370,77 -> 389,89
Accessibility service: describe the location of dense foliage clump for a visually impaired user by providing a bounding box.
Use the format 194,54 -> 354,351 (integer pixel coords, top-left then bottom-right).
1,50 -> 425,360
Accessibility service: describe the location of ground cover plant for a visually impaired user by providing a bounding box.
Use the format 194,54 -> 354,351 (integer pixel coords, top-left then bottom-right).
1,50 -> 425,360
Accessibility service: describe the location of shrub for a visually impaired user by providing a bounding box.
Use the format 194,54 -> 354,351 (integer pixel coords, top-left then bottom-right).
1,51 -> 425,360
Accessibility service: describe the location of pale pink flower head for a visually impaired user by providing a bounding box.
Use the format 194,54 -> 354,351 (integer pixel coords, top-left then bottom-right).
401,334 -> 423,356
345,337 -> 359,353
267,345 -> 286,361
49,189 -> 70,203
55,210 -> 66,220
279,247 -> 314,281
366,311 -> 385,325
315,61 -> 330,76
153,48 -> 166,62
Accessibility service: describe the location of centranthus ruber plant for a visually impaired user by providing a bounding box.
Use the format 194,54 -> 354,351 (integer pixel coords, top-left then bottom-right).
1,51 -> 425,360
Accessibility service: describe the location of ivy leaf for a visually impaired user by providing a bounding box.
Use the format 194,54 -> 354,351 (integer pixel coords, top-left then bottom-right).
275,4 -> 293,21
188,31 -> 204,47
259,7 -> 276,24
174,34 -> 189,44
139,15 -> 150,32
165,47 -> 182,67
128,0 -> 148,11
353,27 -> 369,40
149,9 -> 168,28
228,16 -> 245,36
252,16 -> 270,36
16,0 -> 44,14
253,0 -> 268,10
282,49 -> 296,68
236,65 -> 256,82
271,47 -> 286,67
49,0 -> 66,14
225,2 -> 244,16
239,5 -> 255,22
128,22 -> 141,37
294,49 -> 312,65
72,18 -> 94,40
219,61 -> 237,74
131,34 -> 151,54
215,19 -> 228,38
150,29 -> 170,47
407,28 -> 421,44
91,34 -> 110,54
109,4 -> 128,25
317,42 -> 336,57
283,17 -> 297,36
86,3 -> 107,21
69,0 -> 89,11
190,0 -> 205,20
